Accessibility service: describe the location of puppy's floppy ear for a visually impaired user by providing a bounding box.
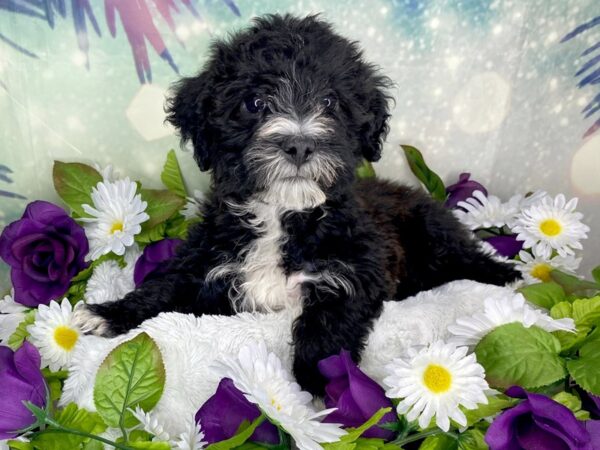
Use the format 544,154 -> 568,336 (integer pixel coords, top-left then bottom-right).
166,72 -> 214,171
360,76 -> 392,162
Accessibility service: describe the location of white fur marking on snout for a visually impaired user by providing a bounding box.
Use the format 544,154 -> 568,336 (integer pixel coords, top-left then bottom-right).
258,113 -> 333,138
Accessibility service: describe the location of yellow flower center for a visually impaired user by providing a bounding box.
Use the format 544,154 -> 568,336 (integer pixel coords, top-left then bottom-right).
423,364 -> 452,393
270,397 -> 282,411
540,219 -> 561,237
54,325 -> 79,351
110,221 -> 124,234
530,263 -> 553,282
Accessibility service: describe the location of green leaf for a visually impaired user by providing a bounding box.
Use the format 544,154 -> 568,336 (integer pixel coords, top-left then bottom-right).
551,391 -> 589,419
127,442 -> 171,450
161,149 -> 187,198
572,297 -> 600,328
419,434 -> 456,450
7,441 -> 34,450
324,408 -> 391,450
418,431 -> 483,450
592,266 -> 600,284
356,160 -> 376,179
126,430 -> 153,443
567,328 -> 600,395
353,438 -> 388,450
94,332 -> 166,428
549,301 -> 590,354
135,222 -> 167,244
550,270 -> 600,298
550,301 -> 573,319
400,145 -> 446,201
206,415 -> 266,450
53,161 -> 103,217
461,394 -> 517,427
30,403 -> 107,450
67,280 -> 87,304
82,440 -> 104,450
70,263 -> 96,284
552,391 -> 582,412
554,327 -> 590,355
457,429 -> 487,450
475,323 -> 566,389
165,214 -> 190,240
7,310 -> 36,350
140,189 -> 185,230
517,282 -> 566,309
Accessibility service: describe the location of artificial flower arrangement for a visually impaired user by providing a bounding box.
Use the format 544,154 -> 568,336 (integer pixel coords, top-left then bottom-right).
1,146 -> 600,450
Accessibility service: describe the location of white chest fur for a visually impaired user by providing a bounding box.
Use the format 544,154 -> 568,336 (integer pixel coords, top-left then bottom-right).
206,200 -> 305,313
207,178 -> 328,313
235,201 -> 302,312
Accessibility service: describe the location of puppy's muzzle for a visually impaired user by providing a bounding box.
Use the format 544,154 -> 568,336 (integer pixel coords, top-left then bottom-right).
282,136 -> 315,167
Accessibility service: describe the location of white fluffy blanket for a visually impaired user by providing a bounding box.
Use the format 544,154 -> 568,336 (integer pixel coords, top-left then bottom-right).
61,280 -> 513,437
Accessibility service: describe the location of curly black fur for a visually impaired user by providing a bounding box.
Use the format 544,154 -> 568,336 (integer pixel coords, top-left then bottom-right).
83,14 -> 520,395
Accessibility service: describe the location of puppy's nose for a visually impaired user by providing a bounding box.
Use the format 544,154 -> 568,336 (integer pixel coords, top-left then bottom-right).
283,137 -> 314,166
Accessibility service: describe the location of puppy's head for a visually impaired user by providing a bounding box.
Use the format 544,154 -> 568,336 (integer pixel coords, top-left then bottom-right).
167,14 -> 392,208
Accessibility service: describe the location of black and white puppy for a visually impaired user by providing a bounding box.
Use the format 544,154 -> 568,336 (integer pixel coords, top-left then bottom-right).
77,14 -> 520,394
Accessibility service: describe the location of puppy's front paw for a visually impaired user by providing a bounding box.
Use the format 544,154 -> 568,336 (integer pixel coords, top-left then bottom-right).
293,358 -> 326,397
73,305 -> 113,337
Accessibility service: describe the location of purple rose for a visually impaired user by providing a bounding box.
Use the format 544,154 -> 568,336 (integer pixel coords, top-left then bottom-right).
195,378 -> 279,445
134,239 -> 183,287
0,342 -> 47,439
445,173 -> 488,209
580,390 -> 600,418
484,235 -> 523,258
318,350 -> 398,440
486,386 -> 599,450
0,201 -> 88,307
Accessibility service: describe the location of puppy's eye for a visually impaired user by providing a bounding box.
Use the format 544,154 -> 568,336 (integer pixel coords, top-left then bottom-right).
321,96 -> 336,109
243,96 -> 267,114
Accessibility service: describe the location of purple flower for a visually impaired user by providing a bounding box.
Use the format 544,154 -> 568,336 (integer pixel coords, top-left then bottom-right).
133,238 -> 183,287
445,173 -> 488,209
0,201 -> 88,307
195,378 -> 279,445
580,390 -> 600,418
318,350 -> 398,440
484,235 -> 523,259
486,386 -> 597,450
0,342 -> 47,439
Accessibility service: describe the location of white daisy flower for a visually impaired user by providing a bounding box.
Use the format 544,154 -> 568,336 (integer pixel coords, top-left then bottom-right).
515,248 -> 581,284
0,289 -> 28,345
92,163 -> 120,182
448,293 -> 575,347
84,260 -> 136,305
81,178 -> 149,260
454,191 -> 521,230
181,189 -> 206,220
517,190 -> 549,209
130,406 -> 171,442
27,298 -> 82,372
213,342 -> 346,450
131,407 -> 206,449
512,194 -> 589,258
383,341 -> 489,432
172,421 -> 206,450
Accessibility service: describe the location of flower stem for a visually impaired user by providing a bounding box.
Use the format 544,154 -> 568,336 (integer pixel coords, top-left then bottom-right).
42,417 -> 136,450
393,428 -> 446,445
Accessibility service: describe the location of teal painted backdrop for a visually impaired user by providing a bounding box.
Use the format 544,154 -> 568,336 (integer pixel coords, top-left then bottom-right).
1,0 -> 599,288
